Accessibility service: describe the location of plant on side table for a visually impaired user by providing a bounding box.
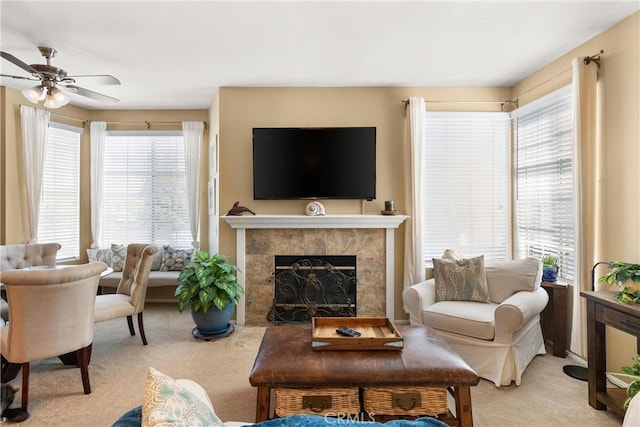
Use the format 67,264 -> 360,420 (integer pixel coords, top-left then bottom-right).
598,262 -> 640,303
175,250 -> 244,338
541,255 -> 559,282
609,354 -> 640,410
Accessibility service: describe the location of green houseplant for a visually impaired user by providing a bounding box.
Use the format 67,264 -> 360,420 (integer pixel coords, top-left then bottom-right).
609,354 -> 640,409
541,255 -> 559,282
598,262 -> 640,303
175,250 -> 244,336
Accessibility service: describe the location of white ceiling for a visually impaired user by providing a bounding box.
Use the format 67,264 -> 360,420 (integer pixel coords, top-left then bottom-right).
1,1 -> 638,110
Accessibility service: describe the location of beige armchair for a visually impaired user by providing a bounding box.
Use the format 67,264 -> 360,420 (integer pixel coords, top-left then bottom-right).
0,242 -> 61,270
0,262 -> 107,410
402,257 -> 548,387
94,244 -> 157,345
0,243 -> 62,322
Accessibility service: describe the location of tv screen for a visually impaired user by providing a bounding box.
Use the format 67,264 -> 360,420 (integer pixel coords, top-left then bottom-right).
253,127 -> 376,200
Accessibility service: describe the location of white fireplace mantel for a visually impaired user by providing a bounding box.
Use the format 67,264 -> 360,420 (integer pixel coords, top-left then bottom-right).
222,214 -> 409,325
223,214 -> 408,229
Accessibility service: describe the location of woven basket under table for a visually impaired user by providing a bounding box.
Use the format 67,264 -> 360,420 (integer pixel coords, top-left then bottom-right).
274,387 -> 361,417
362,386 -> 448,416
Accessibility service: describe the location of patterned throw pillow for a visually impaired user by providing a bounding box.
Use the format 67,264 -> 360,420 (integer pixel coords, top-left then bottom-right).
87,247 -> 112,265
142,367 -> 222,427
110,243 -> 127,272
160,245 -> 193,271
433,255 -> 491,303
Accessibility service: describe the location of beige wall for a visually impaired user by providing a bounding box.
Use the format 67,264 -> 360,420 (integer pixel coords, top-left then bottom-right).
513,12 -> 640,372
216,86 -> 510,321
0,90 -> 209,257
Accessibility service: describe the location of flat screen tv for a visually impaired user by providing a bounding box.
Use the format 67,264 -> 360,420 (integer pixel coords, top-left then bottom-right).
253,127 -> 376,200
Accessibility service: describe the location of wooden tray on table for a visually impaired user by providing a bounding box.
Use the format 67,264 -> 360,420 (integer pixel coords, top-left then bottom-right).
311,317 -> 404,351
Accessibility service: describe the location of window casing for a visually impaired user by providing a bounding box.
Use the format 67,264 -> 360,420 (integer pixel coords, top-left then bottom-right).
38,123 -> 81,260
512,86 -> 575,281
422,112 -> 511,264
100,132 -> 191,246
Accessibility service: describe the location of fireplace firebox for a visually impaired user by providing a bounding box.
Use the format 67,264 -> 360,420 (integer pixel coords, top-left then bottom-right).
268,255 -> 356,323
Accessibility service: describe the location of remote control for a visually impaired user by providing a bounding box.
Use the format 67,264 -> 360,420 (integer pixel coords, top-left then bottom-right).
336,327 -> 361,338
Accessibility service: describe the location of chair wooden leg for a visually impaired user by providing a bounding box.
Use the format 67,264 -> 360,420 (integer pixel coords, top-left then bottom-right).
137,312 -> 148,345
77,345 -> 91,394
20,362 -> 29,410
126,315 -> 135,336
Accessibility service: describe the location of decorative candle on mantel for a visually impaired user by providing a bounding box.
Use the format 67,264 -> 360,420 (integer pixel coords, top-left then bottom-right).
385,201 -> 395,211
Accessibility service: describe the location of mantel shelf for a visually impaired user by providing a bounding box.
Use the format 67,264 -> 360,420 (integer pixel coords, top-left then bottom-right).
222,214 -> 409,229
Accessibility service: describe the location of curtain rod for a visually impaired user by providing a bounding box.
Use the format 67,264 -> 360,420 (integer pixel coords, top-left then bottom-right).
19,105 -> 88,126
401,49 -> 603,110
401,99 -> 518,112
94,120 -> 208,130
401,100 -> 513,104
18,105 -> 208,130
513,49 -> 604,101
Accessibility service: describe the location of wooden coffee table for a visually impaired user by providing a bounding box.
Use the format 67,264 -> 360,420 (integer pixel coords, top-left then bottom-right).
249,324 -> 479,426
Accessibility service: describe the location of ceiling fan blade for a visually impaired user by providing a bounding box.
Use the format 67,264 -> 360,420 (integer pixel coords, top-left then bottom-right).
62,84 -> 119,104
1,51 -> 39,75
0,73 -> 39,81
66,74 -> 121,85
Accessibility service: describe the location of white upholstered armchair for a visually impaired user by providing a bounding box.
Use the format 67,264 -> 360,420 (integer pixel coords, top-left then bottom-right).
0,243 -> 62,323
0,262 -> 107,410
402,256 -> 548,387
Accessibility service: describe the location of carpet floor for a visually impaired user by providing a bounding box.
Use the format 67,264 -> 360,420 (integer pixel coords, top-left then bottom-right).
3,303 -> 623,426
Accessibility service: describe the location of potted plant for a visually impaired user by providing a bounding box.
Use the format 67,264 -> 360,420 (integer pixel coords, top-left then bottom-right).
598,262 -> 640,303
175,250 -> 244,336
541,255 -> 559,282
609,354 -> 640,409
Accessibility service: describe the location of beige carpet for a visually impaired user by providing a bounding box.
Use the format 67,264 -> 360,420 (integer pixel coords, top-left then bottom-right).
5,303 -> 623,427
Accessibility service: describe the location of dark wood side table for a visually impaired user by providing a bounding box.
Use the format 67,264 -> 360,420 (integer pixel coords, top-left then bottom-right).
581,290 -> 640,417
540,281 -> 568,357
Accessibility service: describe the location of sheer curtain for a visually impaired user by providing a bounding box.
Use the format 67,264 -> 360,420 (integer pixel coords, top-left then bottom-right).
90,122 -> 107,248
403,97 -> 426,293
20,105 -> 50,243
570,57 -> 599,358
182,121 -> 204,249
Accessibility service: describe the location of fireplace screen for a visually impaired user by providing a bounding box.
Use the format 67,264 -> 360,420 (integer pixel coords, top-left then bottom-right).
268,255 -> 356,323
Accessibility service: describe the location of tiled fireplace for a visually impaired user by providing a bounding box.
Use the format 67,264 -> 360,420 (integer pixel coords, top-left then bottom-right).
223,215 -> 407,326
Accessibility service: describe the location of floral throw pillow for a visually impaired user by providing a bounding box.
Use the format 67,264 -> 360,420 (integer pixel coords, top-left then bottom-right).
433,255 -> 491,303
110,243 -> 127,272
160,245 -> 193,271
142,367 -> 222,427
87,248 -> 112,266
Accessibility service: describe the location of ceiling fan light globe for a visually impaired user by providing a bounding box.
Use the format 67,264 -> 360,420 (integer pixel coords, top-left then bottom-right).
43,87 -> 70,108
21,85 -> 46,103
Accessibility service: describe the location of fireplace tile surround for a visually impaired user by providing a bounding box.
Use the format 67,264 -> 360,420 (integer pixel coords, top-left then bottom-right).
223,215 -> 408,326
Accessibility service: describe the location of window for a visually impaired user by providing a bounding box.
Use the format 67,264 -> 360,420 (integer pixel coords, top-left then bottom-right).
513,86 -> 575,281
100,132 -> 191,246
38,123 -> 81,260
422,112 -> 511,264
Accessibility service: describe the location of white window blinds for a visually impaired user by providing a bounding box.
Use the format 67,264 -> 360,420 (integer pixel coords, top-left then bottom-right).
513,86 -> 575,281
38,123 -> 81,260
101,133 -> 191,246
422,112 -> 510,264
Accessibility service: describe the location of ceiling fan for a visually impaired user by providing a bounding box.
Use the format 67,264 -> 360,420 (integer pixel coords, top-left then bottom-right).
1,46 -> 120,108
